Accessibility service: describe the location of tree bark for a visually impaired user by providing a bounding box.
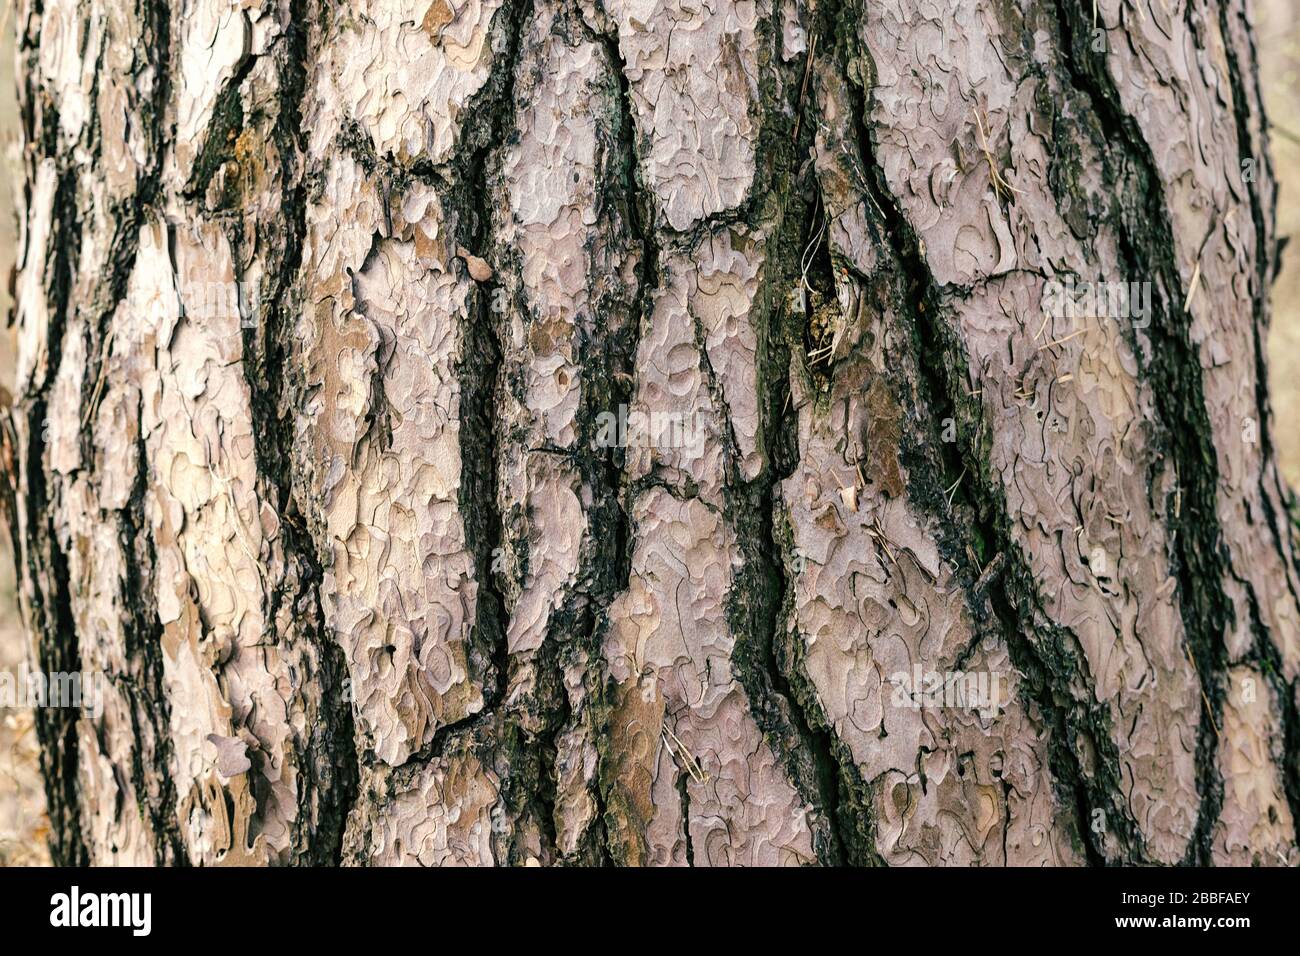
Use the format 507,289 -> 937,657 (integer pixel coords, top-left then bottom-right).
5,0 -> 1299,866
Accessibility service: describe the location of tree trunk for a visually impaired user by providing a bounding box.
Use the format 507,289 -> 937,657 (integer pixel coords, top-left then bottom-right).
5,0 -> 1299,866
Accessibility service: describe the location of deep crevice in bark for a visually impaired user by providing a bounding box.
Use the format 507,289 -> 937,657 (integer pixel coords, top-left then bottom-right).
704,9 -> 863,866
22,162 -> 88,866
120,409 -> 186,866
675,762 -> 694,865
551,12 -> 660,866
1215,0 -> 1300,838
279,0 -> 359,866
757,194 -> 858,865
420,0 -> 533,860
586,14 -> 674,864
82,0 -> 184,865
1052,0 -> 1234,865
832,0 -> 1136,864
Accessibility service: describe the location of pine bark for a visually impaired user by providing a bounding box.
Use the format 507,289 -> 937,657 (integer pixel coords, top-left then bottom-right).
6,0 -> 1299,866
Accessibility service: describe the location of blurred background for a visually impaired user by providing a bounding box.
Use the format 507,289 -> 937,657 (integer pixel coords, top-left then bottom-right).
0,7 -> 1297,866
1263,0 -> 1300,486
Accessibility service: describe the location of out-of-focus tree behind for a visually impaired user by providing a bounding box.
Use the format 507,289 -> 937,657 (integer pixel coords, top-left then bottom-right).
1263,0 -> 1300,488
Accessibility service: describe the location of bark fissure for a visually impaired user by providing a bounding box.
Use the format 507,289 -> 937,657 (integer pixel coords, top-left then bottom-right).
830,0 -> 1140,863
1051,0 -> 1236,864
446,0 -> 532,738
256,0 -> 359,865
755,185 -> 856,865
1214,0 -> 1300,838
119,412 -> 185,866
675,761 -> 694,865
570,15 -> 660,866
22,162 -> 87,866
586,15 -> 674,865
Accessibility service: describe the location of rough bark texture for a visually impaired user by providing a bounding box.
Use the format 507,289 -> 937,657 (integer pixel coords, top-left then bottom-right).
5,0 -> 1300,866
